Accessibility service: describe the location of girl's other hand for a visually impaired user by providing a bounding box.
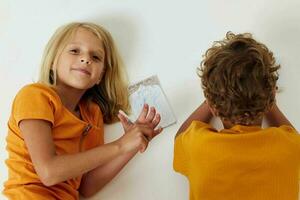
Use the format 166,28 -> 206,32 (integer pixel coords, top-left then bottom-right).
118,104 -> 163,139
117,104 -> 163,153
115,123 -> 153,153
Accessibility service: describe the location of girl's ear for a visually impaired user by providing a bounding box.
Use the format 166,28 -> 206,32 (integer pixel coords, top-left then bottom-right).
97,68 -> 106,84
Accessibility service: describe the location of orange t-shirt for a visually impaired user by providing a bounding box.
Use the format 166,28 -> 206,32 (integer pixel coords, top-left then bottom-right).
174,121 -> 300,200
3,83 -> 104,200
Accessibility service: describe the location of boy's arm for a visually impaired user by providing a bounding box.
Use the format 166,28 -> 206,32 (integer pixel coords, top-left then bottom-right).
176,101 -> 213,138
264,104 -> 295,129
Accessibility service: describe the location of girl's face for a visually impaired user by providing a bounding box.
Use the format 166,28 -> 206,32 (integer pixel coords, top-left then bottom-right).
55,27 -> 105,90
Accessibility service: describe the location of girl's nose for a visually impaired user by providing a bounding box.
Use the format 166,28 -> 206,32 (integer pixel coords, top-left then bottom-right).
80,58 -> 91,65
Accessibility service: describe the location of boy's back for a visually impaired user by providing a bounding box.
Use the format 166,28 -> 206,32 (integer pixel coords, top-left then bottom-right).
173,32 -> 299,200
174,121 -> 300,200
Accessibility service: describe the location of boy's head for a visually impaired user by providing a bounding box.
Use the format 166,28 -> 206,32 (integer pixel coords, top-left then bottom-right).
198,32 -> 280,125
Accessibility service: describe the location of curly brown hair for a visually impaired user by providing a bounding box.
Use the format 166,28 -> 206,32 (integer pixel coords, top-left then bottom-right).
198,32 -> 280,125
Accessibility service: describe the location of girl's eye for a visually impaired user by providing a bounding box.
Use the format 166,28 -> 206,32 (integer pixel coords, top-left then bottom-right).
93,55 -> 103,61
70,49 -> 79,54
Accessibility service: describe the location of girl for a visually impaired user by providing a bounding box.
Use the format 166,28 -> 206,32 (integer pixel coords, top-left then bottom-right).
3,22 -> 163,199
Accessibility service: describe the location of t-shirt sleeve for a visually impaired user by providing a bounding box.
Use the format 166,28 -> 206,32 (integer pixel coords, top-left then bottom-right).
173,121 -> 213,176
13,85 -> 56,126
277,125 -> 300,180
173,132 -> 189,176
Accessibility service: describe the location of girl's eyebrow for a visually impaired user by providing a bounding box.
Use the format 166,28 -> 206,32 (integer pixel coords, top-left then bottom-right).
95,49 -> 105,56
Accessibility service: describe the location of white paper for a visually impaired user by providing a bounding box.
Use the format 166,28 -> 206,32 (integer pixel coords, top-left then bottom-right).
128,75 -> 176,128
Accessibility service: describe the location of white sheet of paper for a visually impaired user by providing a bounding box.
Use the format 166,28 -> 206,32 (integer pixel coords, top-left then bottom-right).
129,75 -> 176,128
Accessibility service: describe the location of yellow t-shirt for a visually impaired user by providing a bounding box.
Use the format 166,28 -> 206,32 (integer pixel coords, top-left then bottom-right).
174,121 -> 300,200
3,83 -> 104,200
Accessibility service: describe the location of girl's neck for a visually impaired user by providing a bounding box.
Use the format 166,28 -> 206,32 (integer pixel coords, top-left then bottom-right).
54,84 -> 85,112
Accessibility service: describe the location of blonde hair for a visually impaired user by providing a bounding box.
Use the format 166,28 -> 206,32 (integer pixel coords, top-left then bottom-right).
198,32 -> 279,125
38,22 -> 130,123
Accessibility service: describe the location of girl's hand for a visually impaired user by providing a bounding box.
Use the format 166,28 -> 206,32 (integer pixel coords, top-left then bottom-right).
115,123 -> 154,153
118,104 -> 163,139
117,104 -> 163,153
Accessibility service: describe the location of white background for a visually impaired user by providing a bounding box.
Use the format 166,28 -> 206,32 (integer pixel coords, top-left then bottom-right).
1,0 -> 300,199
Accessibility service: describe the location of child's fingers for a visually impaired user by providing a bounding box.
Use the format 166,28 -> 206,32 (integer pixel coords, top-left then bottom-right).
151,113 -> 161,128
135,125 -> 163,153
139,126 -> 162,152
140,125 -> 164,141
118,110 -> 134,125
117,113 -> 127,125
153,126 -> 163,138
139,126 -> 154,141
136,104 -> 149,122
117,113 -> 131,131
146,107 -> 156,122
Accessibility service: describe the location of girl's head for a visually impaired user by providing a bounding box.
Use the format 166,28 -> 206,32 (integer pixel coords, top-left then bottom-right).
39,22 -> 130,123
198,32 -> 279,125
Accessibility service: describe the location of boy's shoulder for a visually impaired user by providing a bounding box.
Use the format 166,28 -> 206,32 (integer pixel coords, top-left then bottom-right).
275,125 -> 300,139
277,125 -> 298,133
176,120 -> 217,139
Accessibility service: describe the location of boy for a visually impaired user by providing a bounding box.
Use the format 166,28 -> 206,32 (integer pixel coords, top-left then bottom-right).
174,32 -> 299,200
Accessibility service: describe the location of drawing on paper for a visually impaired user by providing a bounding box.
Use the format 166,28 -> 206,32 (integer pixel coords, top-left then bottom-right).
128,75 -> 176,128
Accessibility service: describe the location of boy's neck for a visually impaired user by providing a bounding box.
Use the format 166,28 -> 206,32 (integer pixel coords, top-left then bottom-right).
222,118 -> 263,129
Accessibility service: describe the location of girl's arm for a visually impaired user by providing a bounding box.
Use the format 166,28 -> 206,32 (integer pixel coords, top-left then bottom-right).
79,150 -> 137,197
20,119 -> 154,187
79,104 -> 163,197
176,101 -> 213,138
264,103 -> 295,129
